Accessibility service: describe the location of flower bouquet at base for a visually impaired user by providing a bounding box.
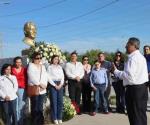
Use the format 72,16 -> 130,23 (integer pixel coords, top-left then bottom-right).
27,41 -> 66,63
63,96 -> 76,121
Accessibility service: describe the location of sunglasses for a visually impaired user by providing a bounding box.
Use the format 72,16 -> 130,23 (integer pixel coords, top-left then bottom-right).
34,57 -> 42,60
116,55 -> 121,57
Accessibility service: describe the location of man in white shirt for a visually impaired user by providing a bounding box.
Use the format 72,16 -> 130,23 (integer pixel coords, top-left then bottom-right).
65,51 -> 84,114
112,37 -> 148,125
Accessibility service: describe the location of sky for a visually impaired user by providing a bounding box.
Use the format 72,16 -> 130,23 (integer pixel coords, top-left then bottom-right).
0,0 -> 150,58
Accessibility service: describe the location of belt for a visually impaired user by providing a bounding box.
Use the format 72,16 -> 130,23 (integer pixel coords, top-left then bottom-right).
125,83 -> 147,88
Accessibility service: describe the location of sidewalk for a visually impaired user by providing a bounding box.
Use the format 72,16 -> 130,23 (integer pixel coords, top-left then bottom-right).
62,112 -> 150,125
62,86 -> 150,125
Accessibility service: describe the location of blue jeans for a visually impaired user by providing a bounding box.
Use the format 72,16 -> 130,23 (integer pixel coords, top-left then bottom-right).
93,84 -> 108,112
30,94 -> 45,125
0,99 -> 17,125
17,88 -> 26,125
50,83 -> 63,120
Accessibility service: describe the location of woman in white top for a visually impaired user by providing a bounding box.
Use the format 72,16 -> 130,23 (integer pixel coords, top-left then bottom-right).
47,55 -> 64,124
0,64 -> 18,125
27,52 -> 53,125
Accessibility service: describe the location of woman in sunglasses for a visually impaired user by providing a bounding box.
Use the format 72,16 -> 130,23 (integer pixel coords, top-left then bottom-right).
81,56 -> 92,113
112,51 -> 125,114
27,52 -> 49,125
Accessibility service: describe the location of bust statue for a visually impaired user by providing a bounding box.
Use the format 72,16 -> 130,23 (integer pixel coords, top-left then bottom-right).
23,22 -> 37,46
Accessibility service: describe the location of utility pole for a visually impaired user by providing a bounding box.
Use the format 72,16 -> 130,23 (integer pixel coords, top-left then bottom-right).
0,33 -> 3,58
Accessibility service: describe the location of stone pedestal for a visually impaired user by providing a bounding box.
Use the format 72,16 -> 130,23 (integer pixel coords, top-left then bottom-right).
21,49 -> 30,56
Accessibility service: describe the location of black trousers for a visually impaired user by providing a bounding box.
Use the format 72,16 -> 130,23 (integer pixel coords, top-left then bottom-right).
112,80 -> 125,113
125,83 -> 148,125
30,94 -> 45,125
82,81 -> 92,112
0,99 -> 17,125
68,79 -> 82,106
148,80 -> 150,92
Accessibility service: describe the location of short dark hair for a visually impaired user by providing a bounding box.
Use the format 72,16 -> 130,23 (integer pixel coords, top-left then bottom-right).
97,52 -> 105,57
94,60 -> 100,64
144,45 -> 150,49
1,63 -> 11,75
128,37 -> 140,49
31,52 -> 41,60
71,51 -> 78,56
50,55 -> 60,64
82,55 -> 88,60
13,56 -> 22,63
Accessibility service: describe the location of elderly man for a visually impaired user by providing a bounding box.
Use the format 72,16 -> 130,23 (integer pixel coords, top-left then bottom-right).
112,37 -> 148,125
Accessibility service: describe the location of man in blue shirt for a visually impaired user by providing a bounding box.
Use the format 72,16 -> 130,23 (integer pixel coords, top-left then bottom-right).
90,60 -> 109,116
98,52 -> 112,111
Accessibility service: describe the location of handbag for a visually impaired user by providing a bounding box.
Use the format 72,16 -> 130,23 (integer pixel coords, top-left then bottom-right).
27,65 -> 42,97
27,85 -> 40,97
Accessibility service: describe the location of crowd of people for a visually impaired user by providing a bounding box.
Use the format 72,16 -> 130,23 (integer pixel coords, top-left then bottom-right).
0,37 -> 150,125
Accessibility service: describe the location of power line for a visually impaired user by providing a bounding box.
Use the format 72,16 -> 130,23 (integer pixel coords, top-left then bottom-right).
37,11 -> 150,39
0,0 -> 119,30
37,0 -> 150,37
39,0 -> 120,28
39,20 -> 150,41
0,0 -> 67,17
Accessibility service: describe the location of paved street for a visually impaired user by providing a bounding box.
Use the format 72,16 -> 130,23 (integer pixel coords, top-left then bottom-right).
62,112 -> 150,125
62,87 -> 150,125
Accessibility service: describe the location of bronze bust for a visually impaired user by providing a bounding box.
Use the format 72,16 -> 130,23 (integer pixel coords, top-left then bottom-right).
23,22 -> 37,46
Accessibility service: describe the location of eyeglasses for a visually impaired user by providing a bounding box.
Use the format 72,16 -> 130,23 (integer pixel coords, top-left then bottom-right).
34,57 -> 42,60
116,55 -> 121,57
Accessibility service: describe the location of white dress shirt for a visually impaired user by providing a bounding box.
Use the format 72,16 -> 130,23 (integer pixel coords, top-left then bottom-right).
65,61 -> 84,79
114,50 -> 148,86
47,64 -> 64,86
0,75 -> 18,101
27,63 -> 55,94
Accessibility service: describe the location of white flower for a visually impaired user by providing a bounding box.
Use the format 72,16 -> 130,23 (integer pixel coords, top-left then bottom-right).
50,52 -> 53,56
58,52 -> 61,56
44,48 -> 48,52
40,45 -> 44,48
52,48 -> 55,52
35,47 -> 39,52
62,55 -> 66,60
28,42 -> 66,65
71,104 -> 75,109
43,52 -> 48,57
